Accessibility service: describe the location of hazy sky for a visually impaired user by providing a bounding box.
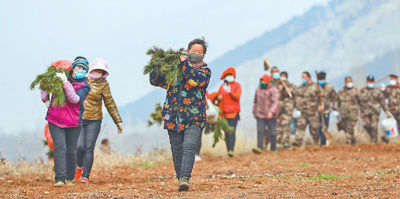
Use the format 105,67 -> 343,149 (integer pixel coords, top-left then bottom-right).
0,0 -> 329,133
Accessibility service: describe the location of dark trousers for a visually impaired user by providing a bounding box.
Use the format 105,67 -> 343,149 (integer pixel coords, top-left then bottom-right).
319,113 -> 330,146
48,122 -> 81,182
168,124 -> 202,179
256,118 -> 277,151
76,120 -> 102,179
225,114 -> 239,152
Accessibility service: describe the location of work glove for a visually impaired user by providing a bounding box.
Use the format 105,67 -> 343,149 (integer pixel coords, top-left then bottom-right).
117,122 -> 123,134
223,83 -> 231,93
56,72 -> 68,84
380,83 -> 386,91
293,109 -> 301,118
44,100 -> 50,108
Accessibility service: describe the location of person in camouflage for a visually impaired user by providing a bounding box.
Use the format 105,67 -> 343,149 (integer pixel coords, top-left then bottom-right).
383,74 -> 400,136
316,71 -> 337,146
293,71 -> 321,146
334,76 -> 360,145
359,75 -> 389,143
271,67 -> 296,148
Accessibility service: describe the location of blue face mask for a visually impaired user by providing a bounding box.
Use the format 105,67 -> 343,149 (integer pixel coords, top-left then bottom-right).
74,70 -> 87,79
272,73 -> 280,80
367,83 -> 374,88
281,77 -> 287,81
302,79 -> 307,85
318,80 -> 326,86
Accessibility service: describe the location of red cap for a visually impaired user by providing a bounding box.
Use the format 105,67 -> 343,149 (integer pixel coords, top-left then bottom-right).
220,67 -> 236,80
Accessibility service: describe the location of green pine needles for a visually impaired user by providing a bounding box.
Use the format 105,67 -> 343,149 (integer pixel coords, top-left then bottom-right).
148,103 -> 163,127
143,47 -> 185,86
30,66 -> 69,107
204,118 -> 235,147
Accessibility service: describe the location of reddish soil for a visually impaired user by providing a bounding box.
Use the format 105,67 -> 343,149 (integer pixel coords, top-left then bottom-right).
2,144 -> 400,198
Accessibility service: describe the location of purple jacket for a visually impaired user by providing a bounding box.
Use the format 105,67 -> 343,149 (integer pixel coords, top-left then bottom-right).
42,77 -> 90,128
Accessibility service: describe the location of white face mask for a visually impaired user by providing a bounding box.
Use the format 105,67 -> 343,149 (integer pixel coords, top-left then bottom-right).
367,83 -> 374,88
346,82 -> 353,88
390,80 -> 397,86
89,71 -> 103,80
225,75 -> 235,83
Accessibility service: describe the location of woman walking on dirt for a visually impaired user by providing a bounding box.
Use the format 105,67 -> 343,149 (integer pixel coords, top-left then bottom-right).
252,74 -> 279,153
149,38 -> 211,192
75,58 -> 123,183
216,67 -> 242,157
41,57 -> 91,187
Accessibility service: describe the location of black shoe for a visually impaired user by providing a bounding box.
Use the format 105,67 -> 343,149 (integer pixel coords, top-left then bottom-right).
381,136 -> 389,144
252,148 -> 262,154
178,177 -> 190,192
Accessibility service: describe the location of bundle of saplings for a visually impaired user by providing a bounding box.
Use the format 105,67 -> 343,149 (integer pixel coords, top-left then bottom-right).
30,60 -> 72,107
148,103 -> 163,127
143,47 -> 185,86
204,117 -> 235,147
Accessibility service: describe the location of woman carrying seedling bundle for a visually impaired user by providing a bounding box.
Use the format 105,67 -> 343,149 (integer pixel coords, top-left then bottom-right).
149,38 -> 211,192
40,57 -> 91,187
75,58 -> 123,183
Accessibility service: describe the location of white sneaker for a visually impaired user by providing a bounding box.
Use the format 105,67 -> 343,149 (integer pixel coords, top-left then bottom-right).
195,155 -> 202,161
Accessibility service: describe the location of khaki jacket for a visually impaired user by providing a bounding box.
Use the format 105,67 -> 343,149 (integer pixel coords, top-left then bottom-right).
83,78 -> 122,124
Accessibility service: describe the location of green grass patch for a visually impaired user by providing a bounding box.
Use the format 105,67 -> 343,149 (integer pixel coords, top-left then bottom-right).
309,174 -> 342,180
145,179 -> 154,184
137,161 -> 155,169
297,163 -> 310,167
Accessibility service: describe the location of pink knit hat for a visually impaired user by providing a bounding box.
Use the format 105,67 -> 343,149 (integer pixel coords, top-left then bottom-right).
88,58 -> 109,78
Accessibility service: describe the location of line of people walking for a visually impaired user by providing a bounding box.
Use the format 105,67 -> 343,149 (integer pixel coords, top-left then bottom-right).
208,65 -> 400,156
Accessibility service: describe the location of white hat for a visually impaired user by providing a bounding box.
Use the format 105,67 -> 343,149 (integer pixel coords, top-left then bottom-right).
89,58 -> 109,78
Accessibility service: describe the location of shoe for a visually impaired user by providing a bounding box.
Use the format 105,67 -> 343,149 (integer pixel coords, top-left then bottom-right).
252,148 -> 262,154
80,177 -> 89,183
381,136 -> 389,144
74,167 -> 83,180
227,151 -> 234,157
54,181 -> 65,187
65,180 -> 75,186
178,177 -> 190,192
195,155 -> 202,161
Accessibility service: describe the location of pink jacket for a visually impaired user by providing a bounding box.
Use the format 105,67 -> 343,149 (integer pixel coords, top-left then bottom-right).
252,86 -> 280,118
41,79 -> 90,128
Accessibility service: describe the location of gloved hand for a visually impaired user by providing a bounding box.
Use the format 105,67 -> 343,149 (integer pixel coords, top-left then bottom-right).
56,72 -> 68,84
44,100 -> 50,108
293,109 -> 301,118
332,111 -> 339,117
223,83 -> 231,93
117,122 -> 123,134
380,83 -> 386,91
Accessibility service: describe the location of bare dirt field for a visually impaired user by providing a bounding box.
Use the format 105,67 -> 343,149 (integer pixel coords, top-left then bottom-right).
1,143 -> 400,198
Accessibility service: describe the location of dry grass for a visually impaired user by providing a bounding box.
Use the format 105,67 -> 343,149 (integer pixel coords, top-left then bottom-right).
0,148 -> 171,177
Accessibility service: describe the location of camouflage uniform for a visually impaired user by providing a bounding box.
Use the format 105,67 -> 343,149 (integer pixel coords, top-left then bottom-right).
318,82 -> 337,145
358,87 -> 387,143
319,83 -> 337,114
334,87 -> 360,144
275,80 -> 296,146
383,85 -> 400,132
294,82 -> 321,145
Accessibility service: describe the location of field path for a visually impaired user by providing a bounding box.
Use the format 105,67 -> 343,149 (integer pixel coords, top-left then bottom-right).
2,144 -> 400,198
